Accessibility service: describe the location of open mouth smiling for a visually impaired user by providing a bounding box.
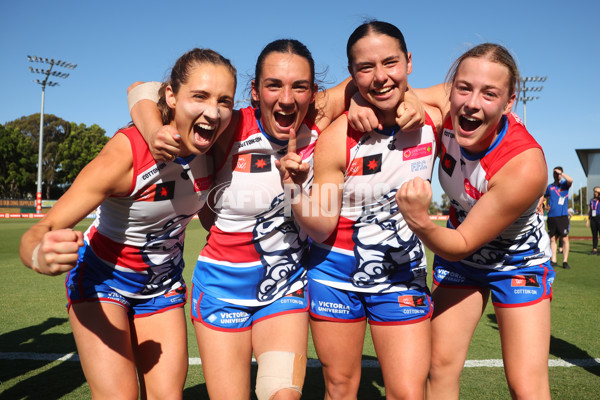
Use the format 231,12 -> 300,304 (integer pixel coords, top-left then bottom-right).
459,115 -> 482,132
372,86 -> 393,96
274,110 -> 296,129
194,122 -> 216,146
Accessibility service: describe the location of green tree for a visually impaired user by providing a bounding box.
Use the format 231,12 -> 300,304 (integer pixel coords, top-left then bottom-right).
0,125 -> 36,198
428,201 -> 440,215
6,114 -> 70,199
440,193 -> 451,215
55,122 -> 109,190
4,115 -> 110,199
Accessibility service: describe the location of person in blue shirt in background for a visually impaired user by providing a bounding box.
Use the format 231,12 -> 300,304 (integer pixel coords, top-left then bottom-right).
587,186 -> 600,255
544,166 -> 573,269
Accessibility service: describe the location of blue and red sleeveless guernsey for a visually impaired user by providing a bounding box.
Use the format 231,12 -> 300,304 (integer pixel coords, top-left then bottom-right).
75,126 -> 212,298
193,107 -> 319,306
437,112 -> 551,270
308,113 -> 438,293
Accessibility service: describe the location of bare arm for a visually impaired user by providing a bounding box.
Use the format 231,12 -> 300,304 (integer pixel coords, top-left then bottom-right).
128,81 -> 181,160
413,83 -> 451,120
560,171 -> 573,188
19,133 -> 133,275
310,77 -> 355,132
397,148 -> 547,261
288,116 -> 348,242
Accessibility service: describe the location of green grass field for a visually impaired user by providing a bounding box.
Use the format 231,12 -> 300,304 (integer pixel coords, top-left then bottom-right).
1,219 -> 599,399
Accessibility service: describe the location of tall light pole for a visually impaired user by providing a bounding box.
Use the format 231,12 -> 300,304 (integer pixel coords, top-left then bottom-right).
580,185 -> 583,215
27,56 -> 77,214
520,76 -> 547,126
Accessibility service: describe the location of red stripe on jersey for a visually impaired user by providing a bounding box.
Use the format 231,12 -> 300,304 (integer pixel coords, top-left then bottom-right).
322,216 -> 355,251
118,127 -> 158,196
86,226 -> 147,271
201,227 -> 261,262
194,175 -> 211,192
481,113 -> 543,180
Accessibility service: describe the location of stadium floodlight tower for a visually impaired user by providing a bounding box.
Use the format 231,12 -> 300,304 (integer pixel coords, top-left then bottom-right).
27,55 -> 77,214
520,76 -> 547,127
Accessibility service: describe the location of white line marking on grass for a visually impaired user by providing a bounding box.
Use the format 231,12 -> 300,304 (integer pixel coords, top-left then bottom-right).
2,352 -> 599,368
0,352 -> 80,362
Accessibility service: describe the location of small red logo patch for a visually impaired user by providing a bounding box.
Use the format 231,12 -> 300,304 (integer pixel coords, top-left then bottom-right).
464,179 -> 481,200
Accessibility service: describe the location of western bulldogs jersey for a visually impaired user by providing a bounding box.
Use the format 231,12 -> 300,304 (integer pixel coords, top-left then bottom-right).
78,126 -> 212,298
437,112 -> 551,270
309,113 -> 438,293
193,107 -> 319,306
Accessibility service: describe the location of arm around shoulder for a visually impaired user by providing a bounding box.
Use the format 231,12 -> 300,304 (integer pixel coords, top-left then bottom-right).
19,133 -> 134,275
413,83 -> 450,122
291,115 -> 348,242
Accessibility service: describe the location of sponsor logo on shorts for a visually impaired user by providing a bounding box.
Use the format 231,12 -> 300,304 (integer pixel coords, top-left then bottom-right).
398,295 -> 427,307
288,288 -> 305,299
212,311 -> 250,325
511,274 -> 540,287
436,268 -> 465,283
279,289 -> 306,306
314,300 -> 350,315
164,286 -> 186,298
105,292 -> 128,306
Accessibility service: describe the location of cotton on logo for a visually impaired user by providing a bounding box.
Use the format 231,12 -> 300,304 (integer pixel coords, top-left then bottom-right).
464,179 -> 481,200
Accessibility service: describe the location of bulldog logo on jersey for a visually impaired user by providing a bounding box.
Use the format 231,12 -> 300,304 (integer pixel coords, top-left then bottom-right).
253,191 -> 308,302
140,212 -> 195,295
350,190 -> 425,290
233,154 -> 272,173
347,154 -> 382,176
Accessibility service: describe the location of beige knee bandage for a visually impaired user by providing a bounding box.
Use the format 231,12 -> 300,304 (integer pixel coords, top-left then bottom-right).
127,81 -> 161,111
255,351 -> 306,400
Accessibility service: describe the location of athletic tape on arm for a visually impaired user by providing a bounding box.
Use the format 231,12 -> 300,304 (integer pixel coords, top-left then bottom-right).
127,81 -> 161,111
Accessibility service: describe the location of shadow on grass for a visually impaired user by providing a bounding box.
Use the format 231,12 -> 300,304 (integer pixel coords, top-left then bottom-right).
569,240 -> 594,256
485,313 -> 600,377
0,317 -> 74,353
0,317 -> 87,399
182,356 -> 386,399
549,336 -> 600,377
0,360 -> 86,400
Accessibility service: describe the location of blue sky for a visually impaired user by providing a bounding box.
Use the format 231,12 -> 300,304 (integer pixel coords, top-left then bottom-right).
1,0 -> 598,205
